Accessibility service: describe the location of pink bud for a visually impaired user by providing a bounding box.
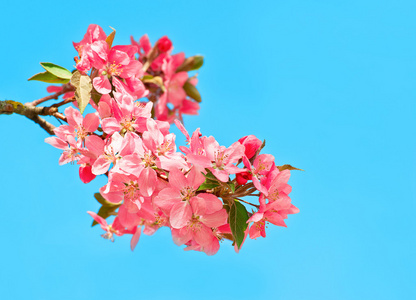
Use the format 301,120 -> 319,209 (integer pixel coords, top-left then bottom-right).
236,172 -> 252,185
79,165 -> 96,183
238,135 -> 262,159
157,36 -> 172,53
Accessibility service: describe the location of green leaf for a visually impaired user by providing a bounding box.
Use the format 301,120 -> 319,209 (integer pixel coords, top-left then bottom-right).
176,55 -> 204,72
93,193 -> 121,207
40,62 -> 73,79
92,193 -> 121,227
142,75 -> 154,81
142,75 -> 165,90
92,205 -> 119,227
197,181 -> 220,191
106,27 -> 116,48
28,71 -> 70,84
183,81 -> 201,102
229,200 -> 249,249
71,71 -> 92,114
228,182 -> 236,193
204,170 -> 217,181
91,87 -> 102,105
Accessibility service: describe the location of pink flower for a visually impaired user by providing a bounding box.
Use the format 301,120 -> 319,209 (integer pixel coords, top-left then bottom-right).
186,137 -> 246,182
45,134 -> 81,165
239,135 -> 262,159
90,45 -> 145,97
63,106 -> 100,146
153,168 -> 206,228
247,169 -> 299,239
170,196 -> 228,254
130,34 -> 152,60
157,36 -> 173,53
87,211 -> 141,251
73,24 -> 107,56
242,154 -> 275,195
46,85 -> 75,100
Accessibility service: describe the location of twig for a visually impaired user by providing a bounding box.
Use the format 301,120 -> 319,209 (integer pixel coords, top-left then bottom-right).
26,84 -> 73,106
0,100 -> 58,135
234,198 -> 259,208
51,97 -> 75,108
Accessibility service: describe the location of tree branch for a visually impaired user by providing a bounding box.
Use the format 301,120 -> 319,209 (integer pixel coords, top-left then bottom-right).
0,100 -> 57,135
26,84 -> 74,107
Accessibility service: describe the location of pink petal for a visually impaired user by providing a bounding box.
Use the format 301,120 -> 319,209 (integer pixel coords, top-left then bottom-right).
193,224 -> 213,246
47,85 -> 63,93
171,227 -> 192,246
170,201 -> 192,229
85,135 -> 105,157
93,76 -> 112,94
102,117 -> 121,135
186,167 -> 206,190
200,209 -> 228,228
138,168 -> 157,197
168,168 -> 187,190
118,205 -> 140,228
87,211 -> 108,231
45,137 -> 67,150
64,106 -> 83,128
190,196 -> 207,216
83,113 -> 100,132
130,227 -> 141,251
92,156 -> 111,175
79,165 -> 96,183
197,193 -> 223,214
153,188 -> 181,212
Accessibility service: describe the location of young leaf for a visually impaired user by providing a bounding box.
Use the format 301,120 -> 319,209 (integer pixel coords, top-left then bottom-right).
28,71 -> 70,84
91,87 -> 102,105
197,182 -> 220,191
183,81 -> 201,102
73,73 -> 92,114
92,193 -> 121,227
92,205 -> 120,227
142,75 -> 165,90
93,193 -> 121,207
228,200 -> 249,249
176,55 -> 204,72
228,182 -> 236,193
70,70 -> 81,88
277,164 -> 304,171
40,62 -> 73,79
106,27 -> 116,48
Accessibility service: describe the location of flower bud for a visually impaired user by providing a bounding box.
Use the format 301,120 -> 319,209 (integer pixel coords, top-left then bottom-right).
79,165 -> 96,183
236,172 -> 252,185
157,36 -> 172,52
238,135 -> 262,159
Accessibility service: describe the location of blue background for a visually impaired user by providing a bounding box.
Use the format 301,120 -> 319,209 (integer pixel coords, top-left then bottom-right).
1,1 -> 415,299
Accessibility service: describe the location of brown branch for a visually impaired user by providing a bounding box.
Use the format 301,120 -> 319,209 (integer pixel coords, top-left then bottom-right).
51,97 -> 75,108
234,198 -> 259,208
26,84 -> 74,106
0,100 -> 57,135
26,115 -> 56,135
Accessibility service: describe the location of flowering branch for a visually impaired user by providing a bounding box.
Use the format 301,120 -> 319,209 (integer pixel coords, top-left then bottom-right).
0,100 -> 58,135
2,24 -> 302,256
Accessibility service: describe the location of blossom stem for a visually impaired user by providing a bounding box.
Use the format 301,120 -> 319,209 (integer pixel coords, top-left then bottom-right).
234,197 -> 259,208
26,84 -> 73,106
51,97 -> 75,108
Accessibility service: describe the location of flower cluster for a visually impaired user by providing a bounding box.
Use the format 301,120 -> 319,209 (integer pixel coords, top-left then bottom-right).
44,25 -> 300,255
71,24 -> 201,123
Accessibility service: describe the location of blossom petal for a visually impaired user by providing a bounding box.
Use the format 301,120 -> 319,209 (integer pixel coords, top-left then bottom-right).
170,201 -> 192,229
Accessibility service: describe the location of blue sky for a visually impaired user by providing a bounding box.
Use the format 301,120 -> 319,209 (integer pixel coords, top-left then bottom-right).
1,0 -> 415,299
